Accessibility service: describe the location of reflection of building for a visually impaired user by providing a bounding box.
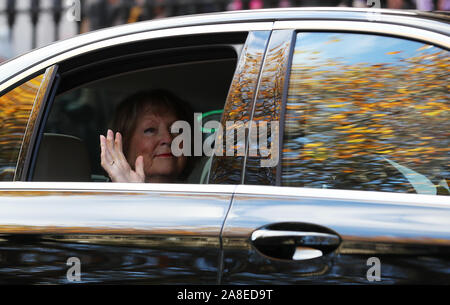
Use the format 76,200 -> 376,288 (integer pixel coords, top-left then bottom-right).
0,0 -> 78,59
0,27 -> 13,63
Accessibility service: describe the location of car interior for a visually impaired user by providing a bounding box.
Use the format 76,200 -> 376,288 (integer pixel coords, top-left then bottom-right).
29,34 -> 246,184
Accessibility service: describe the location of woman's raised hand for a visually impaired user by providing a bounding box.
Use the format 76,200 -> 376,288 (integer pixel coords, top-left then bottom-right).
100,129 -> 146,183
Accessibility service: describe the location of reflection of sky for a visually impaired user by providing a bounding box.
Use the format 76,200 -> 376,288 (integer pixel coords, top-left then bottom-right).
292,32 -> 438,67
248,31 -> 271,51
267,30 -> 291,52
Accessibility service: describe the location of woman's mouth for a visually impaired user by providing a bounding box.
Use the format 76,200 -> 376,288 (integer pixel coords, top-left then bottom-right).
155,153 -> 174,158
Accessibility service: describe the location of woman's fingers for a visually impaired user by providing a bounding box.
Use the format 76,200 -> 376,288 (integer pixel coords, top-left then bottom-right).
104,129 -> 125,164
101,130 -> 138,183
101,132 -> 119,170
135,155 -> 145,181
100,134 -> 116,180
114,132 -> 123,153
100,135 -> 112,164
105,129 -> 118,160
114,132 -> 128,164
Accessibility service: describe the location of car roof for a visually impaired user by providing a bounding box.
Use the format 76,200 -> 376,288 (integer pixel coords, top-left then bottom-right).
0,7 -> 449,90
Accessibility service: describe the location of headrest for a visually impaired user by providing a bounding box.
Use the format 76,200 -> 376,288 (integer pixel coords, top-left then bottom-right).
33,133 -> 91,182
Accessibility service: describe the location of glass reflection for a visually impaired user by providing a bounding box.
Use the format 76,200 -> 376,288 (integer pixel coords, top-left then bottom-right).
245,30 -> 293,186
0,74 -> 44,181
282,32 -> 449,195
210,31 -> 271,184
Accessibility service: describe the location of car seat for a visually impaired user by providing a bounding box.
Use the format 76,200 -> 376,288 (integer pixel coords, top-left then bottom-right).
32,133 -> 91,182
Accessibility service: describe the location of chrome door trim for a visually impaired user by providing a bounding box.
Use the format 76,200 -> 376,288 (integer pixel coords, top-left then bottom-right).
234,185 -> 450,208
0,22 -> 273,94
273,21 -> 450,49
0,182 -> 237,239
0,181 -> 238,194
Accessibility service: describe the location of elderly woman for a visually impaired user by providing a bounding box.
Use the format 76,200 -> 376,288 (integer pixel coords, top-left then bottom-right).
100,89 -> 193,183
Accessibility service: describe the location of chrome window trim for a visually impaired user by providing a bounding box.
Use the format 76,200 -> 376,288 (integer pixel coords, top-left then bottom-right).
273,21 -> 450,49
234,185 -> 450,208
209,30 -> 272,184
0,22 -> 273,94
0,181 -> 237,194
14,66 -> 58,182
242,29 -> 294,185
269,10 -> 449,36
0,8 -> 447,88
240,30 -> 273,184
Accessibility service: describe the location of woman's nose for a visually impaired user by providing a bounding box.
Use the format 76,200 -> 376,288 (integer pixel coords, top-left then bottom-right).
159,128 -> 173,145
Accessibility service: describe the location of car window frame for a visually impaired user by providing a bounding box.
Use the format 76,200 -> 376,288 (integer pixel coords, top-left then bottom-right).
40,49 -> 241,183
17,23 -> 274,186
0,66 -> 59,182
0,23 -> 272,96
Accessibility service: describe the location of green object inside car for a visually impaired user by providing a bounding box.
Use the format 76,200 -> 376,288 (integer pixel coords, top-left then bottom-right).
198,110 -> 223,133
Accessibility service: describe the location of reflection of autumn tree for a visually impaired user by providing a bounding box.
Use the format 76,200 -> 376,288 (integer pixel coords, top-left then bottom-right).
0,75 -> 43,181
283,40 -> 449,195
246,31 -> 292,185
210,32 -> 269,184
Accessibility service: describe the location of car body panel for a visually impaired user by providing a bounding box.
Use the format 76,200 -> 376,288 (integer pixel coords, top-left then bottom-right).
0,182 -> 235,284
221,185 -> 450,284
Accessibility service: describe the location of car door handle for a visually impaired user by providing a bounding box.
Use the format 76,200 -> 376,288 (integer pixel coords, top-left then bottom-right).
251,227 -> 341,261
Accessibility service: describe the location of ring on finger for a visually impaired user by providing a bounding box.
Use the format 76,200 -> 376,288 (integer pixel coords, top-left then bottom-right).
110,161 -> 115,166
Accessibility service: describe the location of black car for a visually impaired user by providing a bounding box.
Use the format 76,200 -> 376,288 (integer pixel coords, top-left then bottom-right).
0,7 -> 449,284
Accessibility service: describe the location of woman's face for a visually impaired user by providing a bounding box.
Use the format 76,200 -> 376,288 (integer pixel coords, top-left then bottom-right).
126,105 -> 187,182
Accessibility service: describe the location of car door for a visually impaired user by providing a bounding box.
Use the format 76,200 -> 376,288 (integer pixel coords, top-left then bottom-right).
0,22 -> 272,284
0,182 -> 235,284
220,23 -> 450,284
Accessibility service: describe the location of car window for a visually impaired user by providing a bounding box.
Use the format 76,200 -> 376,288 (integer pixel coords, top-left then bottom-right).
281,32 -> 449,195
33,43 -> 241,184
0,73 -> 44,181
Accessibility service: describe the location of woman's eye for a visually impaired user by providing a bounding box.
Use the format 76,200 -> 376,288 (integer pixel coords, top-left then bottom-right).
144,127 -> 156,134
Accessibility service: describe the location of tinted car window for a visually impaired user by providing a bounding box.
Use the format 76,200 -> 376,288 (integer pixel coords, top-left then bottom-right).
281,32 -> 449,195
38,48 -> 239,183
0,74 -> 44,181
